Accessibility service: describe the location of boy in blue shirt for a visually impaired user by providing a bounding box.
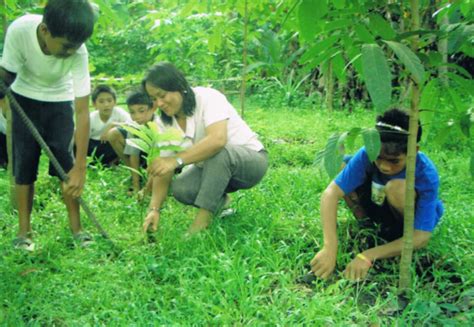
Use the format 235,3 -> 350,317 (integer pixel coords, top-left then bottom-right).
310,109 -> 443,281
0,0 -> 96,250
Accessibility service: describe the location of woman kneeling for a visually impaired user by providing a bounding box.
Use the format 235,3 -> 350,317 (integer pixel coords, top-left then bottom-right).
142,62 -> 268,235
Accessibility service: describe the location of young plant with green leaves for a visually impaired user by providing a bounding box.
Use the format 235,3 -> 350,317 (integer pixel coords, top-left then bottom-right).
122,122 -> 184,168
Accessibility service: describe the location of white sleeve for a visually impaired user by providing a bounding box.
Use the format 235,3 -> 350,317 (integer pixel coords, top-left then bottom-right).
201,89 -> 232,127
71,45 -> 91,98
0,21 -> 25,73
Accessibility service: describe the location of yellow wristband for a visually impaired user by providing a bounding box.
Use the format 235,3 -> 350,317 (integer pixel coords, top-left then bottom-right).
357,253 -> 372,267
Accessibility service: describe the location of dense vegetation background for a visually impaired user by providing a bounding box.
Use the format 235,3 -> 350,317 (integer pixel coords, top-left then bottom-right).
0,0 -> 473,324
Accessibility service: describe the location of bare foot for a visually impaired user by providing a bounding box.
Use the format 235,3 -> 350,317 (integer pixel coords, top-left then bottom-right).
186,209 -> 212,235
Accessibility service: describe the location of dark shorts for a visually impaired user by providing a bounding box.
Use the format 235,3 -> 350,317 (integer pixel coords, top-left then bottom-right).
87,139 -> 118,165
11,92 -> 74,184
354,179 -> 404,242
0,132 -> 7,166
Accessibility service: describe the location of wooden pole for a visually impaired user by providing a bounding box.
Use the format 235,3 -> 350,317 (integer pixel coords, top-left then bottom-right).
398,0 -> 420,293
240,0 -> 248,118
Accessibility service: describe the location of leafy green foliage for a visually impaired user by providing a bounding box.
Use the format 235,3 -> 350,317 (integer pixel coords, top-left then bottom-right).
122,122 -> 184,167
361,44 -> 392,112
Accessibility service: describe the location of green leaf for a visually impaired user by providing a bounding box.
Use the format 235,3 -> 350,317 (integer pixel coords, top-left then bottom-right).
333,0 -> 345,10
459,111 -> 471,138
126,138 -> 148,153
324,133 -> 344,179
470,150 -> 474,179
369,14 -> 396,40
433,124 -> 453,145
361,44 -> 392,112
346,127 -> 362,151
354,24 -> 375,43
298,0 -> 324,41
419,79 -> 439,142
300,35 -> 339,63
362,128 -> 381,162
384,41 -> 425,85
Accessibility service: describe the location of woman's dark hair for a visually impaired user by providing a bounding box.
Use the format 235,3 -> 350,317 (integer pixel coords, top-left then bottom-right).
142,62 -> 195,125
91,85 -> 116,103
43,0 -> 95,44
376,108 -> 422,155
126,89 -> 153,108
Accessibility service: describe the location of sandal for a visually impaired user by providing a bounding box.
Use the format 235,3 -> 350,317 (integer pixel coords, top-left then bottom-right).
73,232 -> 94,247
13,237 -> 35,252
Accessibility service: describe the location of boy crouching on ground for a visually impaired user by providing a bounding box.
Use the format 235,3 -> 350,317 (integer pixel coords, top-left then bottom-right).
0,0 -> 96,250
310,108 -> 444,281
108,90 -> 156,194
87,84 -> 131,166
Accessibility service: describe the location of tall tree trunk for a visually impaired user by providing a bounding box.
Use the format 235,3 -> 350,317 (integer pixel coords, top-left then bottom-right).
325,60 -> 334,111
398,0 -> 420,293
437,2 -> 449,87
1,0 -> 16,209
240,0 -> 248,118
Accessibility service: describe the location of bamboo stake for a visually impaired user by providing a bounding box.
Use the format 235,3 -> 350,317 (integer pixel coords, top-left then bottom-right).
398,0 -> 420,293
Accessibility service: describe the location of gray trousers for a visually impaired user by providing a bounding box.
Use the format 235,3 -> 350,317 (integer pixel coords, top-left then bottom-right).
171,145 -> 268,213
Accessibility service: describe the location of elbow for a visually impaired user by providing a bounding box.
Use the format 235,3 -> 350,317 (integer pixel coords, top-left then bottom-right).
213,134 -> 227,152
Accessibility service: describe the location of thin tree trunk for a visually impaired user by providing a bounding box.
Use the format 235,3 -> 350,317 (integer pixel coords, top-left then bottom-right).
2,0 -> 15,209
437,3 -> 449,87
398,0 -> 420,293
240,0 -> 248,118
325,60 -> 334,111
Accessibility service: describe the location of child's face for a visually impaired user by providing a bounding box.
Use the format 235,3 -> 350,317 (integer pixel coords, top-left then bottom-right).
94,92 -> 116,117
129,104 -> 154,125
39,24 -> 81,58
374,150 -> 407,176
145,82 -> 183,118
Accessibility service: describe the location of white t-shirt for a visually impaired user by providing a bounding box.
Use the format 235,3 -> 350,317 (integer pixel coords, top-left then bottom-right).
0,15 -> 91,102
89,106 -> 131,141
167,87 -> 264,152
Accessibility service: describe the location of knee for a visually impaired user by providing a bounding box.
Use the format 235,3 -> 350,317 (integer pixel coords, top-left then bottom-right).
172,179 -> 196,205
107,128 -> 123,145
385,179 -> 405,210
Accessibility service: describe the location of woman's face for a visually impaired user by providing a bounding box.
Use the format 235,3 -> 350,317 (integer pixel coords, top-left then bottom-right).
145,82 -> 183,118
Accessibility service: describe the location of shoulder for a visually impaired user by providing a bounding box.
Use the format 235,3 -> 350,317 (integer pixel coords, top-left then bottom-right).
415,152 -> 440,188
193,87 -> 227,101
10,14 -> 42,29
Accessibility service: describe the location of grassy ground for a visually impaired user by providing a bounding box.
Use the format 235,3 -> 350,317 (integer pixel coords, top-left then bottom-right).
0,106 -> 472,325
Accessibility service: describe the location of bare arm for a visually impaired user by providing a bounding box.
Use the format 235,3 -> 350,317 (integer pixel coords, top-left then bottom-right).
149,120 -> 228,177
63,96 -> 89,197
310,181 -> 344,279
344,230 -> 431,281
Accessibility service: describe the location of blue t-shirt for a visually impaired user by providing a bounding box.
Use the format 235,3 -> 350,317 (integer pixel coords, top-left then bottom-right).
335,147 -> 443,232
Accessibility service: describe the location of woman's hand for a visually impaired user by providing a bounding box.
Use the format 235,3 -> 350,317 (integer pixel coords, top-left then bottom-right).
148,157 -> 178,177
310,247 -> 337,280
143,210 -> 160,233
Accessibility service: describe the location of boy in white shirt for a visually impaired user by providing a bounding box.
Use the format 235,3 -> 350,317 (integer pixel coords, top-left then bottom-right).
0,0 -> 96,250
87,84 -> 131,166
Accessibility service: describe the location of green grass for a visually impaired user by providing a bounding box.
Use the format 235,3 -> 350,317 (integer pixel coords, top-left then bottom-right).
0,106 -> 472,325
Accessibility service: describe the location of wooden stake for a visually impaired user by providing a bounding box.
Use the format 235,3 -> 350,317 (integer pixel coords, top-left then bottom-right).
240,0 -> 248,118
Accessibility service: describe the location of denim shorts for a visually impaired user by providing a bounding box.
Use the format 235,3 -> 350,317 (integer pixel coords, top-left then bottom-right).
12,92 -> 74,184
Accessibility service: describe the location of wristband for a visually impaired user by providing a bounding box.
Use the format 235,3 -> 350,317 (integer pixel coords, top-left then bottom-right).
357,253 -> 372,267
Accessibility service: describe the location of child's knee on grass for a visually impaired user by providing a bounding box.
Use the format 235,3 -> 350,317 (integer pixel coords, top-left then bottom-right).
385,179 -> 405,213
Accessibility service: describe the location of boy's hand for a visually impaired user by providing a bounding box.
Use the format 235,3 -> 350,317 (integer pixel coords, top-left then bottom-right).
143,210 -> 160,233
64,165 -> 86,197
148,157 -> 178,177
310,247 -> 337,279
344,256 -> 371,281
99,132 -> 108,143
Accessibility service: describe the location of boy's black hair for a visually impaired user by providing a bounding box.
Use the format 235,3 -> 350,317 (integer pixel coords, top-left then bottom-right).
43,0 -> 95,44
126,89 -> 153,108
142,62 -> 196,125
376,108 -> 422,155
91,85 -> 117,103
